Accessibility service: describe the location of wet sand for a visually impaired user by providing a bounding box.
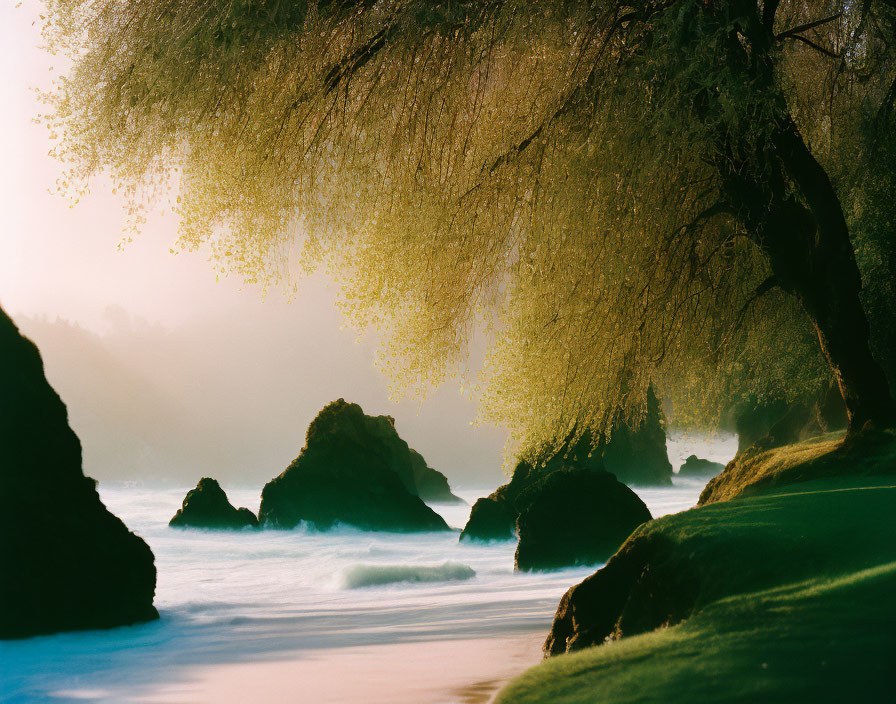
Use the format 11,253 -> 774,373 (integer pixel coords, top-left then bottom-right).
78,633 -> 546,704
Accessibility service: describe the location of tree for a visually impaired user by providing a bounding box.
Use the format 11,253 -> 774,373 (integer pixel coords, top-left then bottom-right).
41,0 -> 895,455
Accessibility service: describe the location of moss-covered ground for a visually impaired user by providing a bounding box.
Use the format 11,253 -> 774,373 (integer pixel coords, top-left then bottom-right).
496,467 -> 896,703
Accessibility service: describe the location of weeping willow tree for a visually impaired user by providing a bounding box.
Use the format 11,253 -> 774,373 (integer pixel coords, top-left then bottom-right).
41,0 -> 896,457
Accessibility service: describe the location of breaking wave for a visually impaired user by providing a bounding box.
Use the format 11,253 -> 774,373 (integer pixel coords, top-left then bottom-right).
343,561 -> 476,589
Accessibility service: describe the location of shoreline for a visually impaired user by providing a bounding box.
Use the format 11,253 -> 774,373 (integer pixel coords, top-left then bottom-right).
47,633 -> 547,704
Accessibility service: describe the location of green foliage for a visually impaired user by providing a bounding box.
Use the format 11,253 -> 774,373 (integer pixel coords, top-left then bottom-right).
40,1 -> 896,457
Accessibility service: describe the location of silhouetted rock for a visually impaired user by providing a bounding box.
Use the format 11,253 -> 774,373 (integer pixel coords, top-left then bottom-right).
409,449 -> 463,503
259,399 -> 450,532
600,386 -> 673,486
169,478 -> 258,529
458,457 -> 544,542
677,455 -> 725,478
515,468 -> 652,571
0,307 -> 157,639
459,497 -> 517,541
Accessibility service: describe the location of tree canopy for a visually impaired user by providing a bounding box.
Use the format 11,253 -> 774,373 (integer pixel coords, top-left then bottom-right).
41,0 -> 896,456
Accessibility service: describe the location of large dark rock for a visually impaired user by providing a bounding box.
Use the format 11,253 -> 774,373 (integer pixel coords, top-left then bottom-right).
169,477 -> 258,529
408,449 -> 463,503
677,454 -> 725,478
544,531 -> 700,655
258,399 -> 450,531
0,307 -> 158,639
459,497 -> 517,541
515,468 -> 652,571
460,391 -> 669,542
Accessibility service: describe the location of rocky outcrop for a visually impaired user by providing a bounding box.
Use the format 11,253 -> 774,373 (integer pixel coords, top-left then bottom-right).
544,531 -> 699,655
0,307 -> 157,639
458,457 -> 547,542
677,454 -> 725,478
169,477 -> 258,529
600,386 -> 673,486
699,427 -> 896,505
259,399 -> 450,531
459,497 -> 517,541
515,468 -> 652,571
460,394 -> 669,542
408,449 -> 463,503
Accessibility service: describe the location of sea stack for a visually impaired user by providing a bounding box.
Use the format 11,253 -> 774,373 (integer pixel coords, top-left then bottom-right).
600,386 -> 673,486
0,306 -> 157,639
169,478 -> 259,529
259,399 -> 451,532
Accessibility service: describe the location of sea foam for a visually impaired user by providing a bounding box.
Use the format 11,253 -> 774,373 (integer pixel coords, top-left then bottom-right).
343,561 -> 476,589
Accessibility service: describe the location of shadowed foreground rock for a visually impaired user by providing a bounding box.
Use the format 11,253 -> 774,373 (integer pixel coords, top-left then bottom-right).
259,399 -> 450,531
677,454 -> 725,478
515,469 -> 652,571
543,531 -> 699,655
0,307 -> 157,639
170,477 -> 258,529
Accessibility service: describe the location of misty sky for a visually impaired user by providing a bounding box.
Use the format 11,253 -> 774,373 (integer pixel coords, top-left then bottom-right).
0,2 -> 508,489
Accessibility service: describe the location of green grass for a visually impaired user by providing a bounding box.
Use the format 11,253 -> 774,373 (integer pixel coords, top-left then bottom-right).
495,475 -> 896,703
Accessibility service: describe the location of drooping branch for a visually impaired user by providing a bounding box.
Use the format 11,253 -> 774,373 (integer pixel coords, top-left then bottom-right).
775,11 -> 843,41
779,33 -> 842,58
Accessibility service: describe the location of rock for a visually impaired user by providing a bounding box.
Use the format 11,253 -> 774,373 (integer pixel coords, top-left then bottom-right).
677,455 -> 725,478
544,531 -> 702,656
699,427 -> 896,505
408,449 -> 463,503
459,497 -> 517,541
169,477 -> 258,529
0,307 -> 158,639
460,391 -> 669,542
458,457 -> 545,542
259,399 -> 450,532
600,386 -> 673,486
515,468 -> 652,571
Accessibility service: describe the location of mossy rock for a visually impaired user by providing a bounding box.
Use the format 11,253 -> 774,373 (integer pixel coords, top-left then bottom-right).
515,469 -> 652,571
259,399 -> 450,532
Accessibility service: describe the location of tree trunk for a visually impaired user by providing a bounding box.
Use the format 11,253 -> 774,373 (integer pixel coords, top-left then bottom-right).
798,259 -> 894,432
702,4 -> 895,433
756,125 -> 896,433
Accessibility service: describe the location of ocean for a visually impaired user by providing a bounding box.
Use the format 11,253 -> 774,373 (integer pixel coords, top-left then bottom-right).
1,433 -> 736,704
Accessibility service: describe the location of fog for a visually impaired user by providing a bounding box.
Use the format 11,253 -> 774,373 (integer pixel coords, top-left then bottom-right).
0,2 -> 507,489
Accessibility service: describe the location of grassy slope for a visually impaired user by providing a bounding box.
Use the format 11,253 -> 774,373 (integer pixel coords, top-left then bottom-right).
496,473 -> 896,703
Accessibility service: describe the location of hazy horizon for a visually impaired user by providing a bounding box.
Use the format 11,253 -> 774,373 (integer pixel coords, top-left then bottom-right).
0,2 -> 508,490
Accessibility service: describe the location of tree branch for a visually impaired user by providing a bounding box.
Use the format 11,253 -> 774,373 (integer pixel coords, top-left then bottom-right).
323,26 -> 393,95
780,34 -> 841,59
775,12 -> 842,41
